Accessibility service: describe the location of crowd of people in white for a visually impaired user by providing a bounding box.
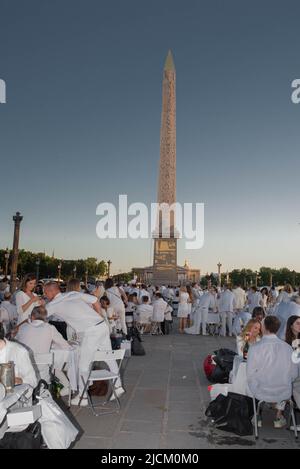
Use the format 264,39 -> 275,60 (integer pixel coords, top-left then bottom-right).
1,274 -> 300,432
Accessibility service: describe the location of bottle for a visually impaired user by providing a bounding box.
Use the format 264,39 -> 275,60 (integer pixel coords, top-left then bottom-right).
243,334 -> 250,360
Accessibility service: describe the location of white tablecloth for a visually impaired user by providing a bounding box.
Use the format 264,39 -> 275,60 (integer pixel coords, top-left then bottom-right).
230,355 -> 251,396
52,345 -> 79,392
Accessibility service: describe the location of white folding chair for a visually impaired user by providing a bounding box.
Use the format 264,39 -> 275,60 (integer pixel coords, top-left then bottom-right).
252,397 -> 298,440
79,349 -> 125,416
151,321 -> 163,335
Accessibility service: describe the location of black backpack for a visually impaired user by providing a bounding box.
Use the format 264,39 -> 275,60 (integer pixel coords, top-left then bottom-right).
212,348 -> 237,383
129,327 -> 146,356
205,392 -> 254,436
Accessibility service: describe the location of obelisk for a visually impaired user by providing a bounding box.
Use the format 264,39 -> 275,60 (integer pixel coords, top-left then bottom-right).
152,50 -> 178,286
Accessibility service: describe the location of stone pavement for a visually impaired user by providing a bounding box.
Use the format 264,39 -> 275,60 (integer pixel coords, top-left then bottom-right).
71,328 -> 300,449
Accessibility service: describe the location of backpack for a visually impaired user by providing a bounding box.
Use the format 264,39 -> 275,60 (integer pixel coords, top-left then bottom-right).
203,348 -> 237,383
205,392 -> 254,436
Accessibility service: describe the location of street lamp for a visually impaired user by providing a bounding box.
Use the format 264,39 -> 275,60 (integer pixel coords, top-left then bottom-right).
58,262 -> 62,282
217,262 -> 222,287
85,269 -> 88,286
36,258 -> 40,281
73,265 -> 77,278
4,248 -> 9,277
107,260 -> 112,278
255,271 -> 259,288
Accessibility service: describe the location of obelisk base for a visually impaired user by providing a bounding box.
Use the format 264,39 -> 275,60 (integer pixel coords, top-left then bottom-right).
152,238 -> 178,286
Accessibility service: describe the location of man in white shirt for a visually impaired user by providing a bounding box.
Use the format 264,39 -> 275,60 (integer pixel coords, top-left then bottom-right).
232,284 -> 246,312
16,305 -> 71,385
218,285 -> 236,337
247,286 -> 263,315
135,296 -> 153,331
152,293 -> 170,334
138,285 -> 151,304
0,292 -> 18,333
44,282 -> 124,406
247,315 -> 298,428
275,296 -> 300,340
0,322 -> 37,392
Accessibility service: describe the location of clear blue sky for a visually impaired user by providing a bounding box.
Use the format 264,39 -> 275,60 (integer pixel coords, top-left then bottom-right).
1,0 -> 300,275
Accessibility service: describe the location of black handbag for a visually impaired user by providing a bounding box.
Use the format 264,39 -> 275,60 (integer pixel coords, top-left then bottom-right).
0,421 -> 43,449
205,392 -> 254,436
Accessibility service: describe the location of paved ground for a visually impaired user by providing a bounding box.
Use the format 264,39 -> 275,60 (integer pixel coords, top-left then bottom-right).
71,326 -> 300,449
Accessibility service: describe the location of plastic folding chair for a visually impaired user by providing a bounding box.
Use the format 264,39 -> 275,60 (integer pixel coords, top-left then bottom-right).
252,396 -> 298,440
150,322 -> 163,335
79,349 -> 125,417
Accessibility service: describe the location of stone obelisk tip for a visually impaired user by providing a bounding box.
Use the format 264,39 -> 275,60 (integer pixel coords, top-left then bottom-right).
164,50 -> 175,71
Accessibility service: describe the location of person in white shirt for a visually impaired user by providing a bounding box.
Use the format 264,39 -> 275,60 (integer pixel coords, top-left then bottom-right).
247,315 -> 299,428
44,281 -> 124,406
0,322 -> 37,392
0,277 -> 9,301
247,286 -> 263,315
232,284 -> 247,312
218,285 -> 236,337
105,279 -> 127,335
0,292 -> 18,333
177,286 -> 190,333
277,284 -> 294,304
135,296 -> 153,332
138,285 -> 151,304
236,319 -> 262,357
152,293 -> 169,333
275,296 -> 300,340
100,296 -> 119,333
16,305 -> 71,386
185,288 -> 216,335
15,273 -> 44,326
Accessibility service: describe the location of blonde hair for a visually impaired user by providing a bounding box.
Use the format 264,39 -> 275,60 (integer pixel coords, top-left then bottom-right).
180,286 -> 187,293
240,319 -> 262,341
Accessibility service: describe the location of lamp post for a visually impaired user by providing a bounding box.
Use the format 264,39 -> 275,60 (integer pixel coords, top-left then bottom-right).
255,271 -> 258,288
4,248 -> 9,277
226,270 -> 229,284
293,270 -> 296,289
10,212 -> 23,293
58,262 -> 62,282
269,272 -> 273,288
73,265 -> 77,279
36,258 -> 40,282
107,260 -> 112,278
217,262 -> 222,287
85,269 -> 88,287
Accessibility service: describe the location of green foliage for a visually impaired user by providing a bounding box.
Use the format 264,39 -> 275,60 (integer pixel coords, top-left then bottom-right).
0,249 -> 107,281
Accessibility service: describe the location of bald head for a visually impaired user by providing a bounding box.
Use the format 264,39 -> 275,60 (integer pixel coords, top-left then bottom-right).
44,281 -> 60,300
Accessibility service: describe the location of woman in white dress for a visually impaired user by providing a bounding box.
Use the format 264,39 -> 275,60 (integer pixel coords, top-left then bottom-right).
177,286 -> 190,333
15,273 -> 44,326
105,278 -> 127,335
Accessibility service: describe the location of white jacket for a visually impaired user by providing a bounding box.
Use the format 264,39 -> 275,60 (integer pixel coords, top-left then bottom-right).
233,287 -> 246,310
1,339 -> 37,389
152,298 -> 169,322
218,290 -> 236,313
247,335 -> 298,402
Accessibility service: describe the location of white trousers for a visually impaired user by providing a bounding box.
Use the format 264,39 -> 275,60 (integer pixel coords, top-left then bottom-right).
78,321 -> 121,395
200,307 -> 209,335
220,311 -> 234,336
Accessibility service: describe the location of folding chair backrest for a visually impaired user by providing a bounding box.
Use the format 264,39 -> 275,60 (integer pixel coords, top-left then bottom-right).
34,352 -> 54,366
94,349 -> 125,362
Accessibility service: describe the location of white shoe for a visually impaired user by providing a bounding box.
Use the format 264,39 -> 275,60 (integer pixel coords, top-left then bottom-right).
290,425 -> 300,431
109,387 -> 125,401
71,395 -> 88,407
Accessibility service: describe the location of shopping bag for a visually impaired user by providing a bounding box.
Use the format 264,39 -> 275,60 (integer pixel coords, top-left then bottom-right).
37,389 -> 79,449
